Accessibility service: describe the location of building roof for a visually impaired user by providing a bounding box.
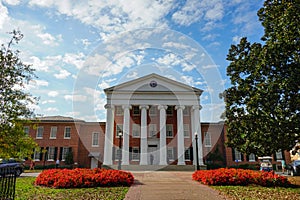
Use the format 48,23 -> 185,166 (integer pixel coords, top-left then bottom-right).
31,115 -> 85,123
104,73 -> 203,95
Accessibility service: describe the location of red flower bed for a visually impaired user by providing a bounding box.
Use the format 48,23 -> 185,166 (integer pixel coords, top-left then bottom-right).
35,168 -> 134,188
192,168 -> 291,187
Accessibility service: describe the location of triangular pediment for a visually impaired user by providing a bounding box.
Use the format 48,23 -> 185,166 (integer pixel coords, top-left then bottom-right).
104,73 -> 203,95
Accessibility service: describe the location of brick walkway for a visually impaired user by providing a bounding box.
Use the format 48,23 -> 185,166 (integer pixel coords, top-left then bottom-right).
124,171 -> 230,200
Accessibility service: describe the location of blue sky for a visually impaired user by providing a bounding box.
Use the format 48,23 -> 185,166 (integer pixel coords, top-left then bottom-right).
0,0 -> 264,122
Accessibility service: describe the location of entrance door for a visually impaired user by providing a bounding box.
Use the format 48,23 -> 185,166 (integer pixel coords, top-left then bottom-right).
91,157 -> 98,169
148,145 -> 159,165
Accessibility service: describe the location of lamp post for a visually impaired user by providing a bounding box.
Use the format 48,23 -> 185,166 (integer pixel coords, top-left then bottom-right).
118,131 -> 123,170
195,132 -> 200,170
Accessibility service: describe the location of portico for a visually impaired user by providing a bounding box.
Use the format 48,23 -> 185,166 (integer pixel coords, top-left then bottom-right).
103,73 -> 204,166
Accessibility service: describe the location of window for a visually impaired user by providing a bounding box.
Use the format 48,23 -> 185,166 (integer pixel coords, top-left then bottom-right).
47,147 -> 56,161
115,106 -> 123,116
167,148 -> 174,161
183,107 -> 190,116
132,124 -> 140,138
62,147 -> 71,161
24,126 -> 29,135
234,148 -> 242,161
148,124 -> 157,138
131,147 -> 140,161
133,106 -> 140,116
149,106 -> 157,116
50,126 -> 57,139
276,150 -> 283,161
166,106 -> 173,115
249,153 -> 256,162
185,148 -> 191,160
33,148 -> 41,161
166,124 -> 173,137
92,132 -> 99,146
64,127 -> 71,139
36,126 -> 44,139
183,124 -> 190,138
204,132 -> 211,147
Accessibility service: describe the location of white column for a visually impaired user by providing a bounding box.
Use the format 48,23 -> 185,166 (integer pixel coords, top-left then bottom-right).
140,105 -> 149,165
158,105 -> 168,165
193,105 -> 204,165
175,105 -> 185,165
122,105 -> 131,165
190,107 -> 196,165
103,104 -> 114,165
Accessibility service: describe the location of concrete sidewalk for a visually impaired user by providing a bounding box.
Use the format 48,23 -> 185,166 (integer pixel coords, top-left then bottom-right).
124,171 -> 230,200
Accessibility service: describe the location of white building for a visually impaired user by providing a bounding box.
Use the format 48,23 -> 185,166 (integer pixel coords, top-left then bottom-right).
103,73 -> 204,167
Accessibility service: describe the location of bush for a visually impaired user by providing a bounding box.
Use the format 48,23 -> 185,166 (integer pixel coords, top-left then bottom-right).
192,168 -> 291,187
35,168 -> 134,188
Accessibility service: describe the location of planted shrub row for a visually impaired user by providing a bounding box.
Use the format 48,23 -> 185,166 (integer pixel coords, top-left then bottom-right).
193,168 -> 290,187
35,168 -> 134,188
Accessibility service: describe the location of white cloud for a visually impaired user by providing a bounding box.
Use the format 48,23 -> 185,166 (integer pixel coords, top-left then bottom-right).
172,0 -> 224,26
63,53 -> 85,69
64,94 -> 87,102
44,107 -> 59,112
232,35 -> 242,43
41,100 -> 56,104
0,2 -> 9,29
48,91 -> 59,97
3,0 -> 21,5
27,79 -> 49,90
54,69 -> 71,79
37,32 -> 62,46
126,71 -> 138,79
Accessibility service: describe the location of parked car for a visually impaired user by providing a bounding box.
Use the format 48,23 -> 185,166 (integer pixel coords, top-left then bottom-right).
286,160 -> 300,176
258,156 -> 273,172
0,158 -> 25,177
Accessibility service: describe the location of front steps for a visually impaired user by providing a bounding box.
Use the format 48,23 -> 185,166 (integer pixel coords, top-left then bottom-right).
102,165 -> 206,171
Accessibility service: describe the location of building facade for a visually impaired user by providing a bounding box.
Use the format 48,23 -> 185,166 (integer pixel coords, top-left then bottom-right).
23,74 -> 291,169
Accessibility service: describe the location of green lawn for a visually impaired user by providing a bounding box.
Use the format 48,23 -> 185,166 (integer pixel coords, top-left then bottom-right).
15,177 -> 129,200
212,185 -> 300,200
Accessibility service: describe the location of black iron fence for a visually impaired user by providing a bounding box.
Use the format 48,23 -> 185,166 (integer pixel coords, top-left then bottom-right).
0,166 -> 17,200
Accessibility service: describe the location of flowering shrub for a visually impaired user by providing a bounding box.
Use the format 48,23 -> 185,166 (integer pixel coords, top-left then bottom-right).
192,168 -> 291,187
35,168 -> 134,188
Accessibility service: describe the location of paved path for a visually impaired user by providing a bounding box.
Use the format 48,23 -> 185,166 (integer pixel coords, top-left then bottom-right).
124,171 -> 230,200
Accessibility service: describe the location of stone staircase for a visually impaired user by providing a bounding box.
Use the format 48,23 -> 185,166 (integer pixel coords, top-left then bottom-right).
102,165 -> 206,171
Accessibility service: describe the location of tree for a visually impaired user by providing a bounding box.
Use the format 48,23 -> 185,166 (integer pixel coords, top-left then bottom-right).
222,0 -> 300,156
0,30 -> 38,158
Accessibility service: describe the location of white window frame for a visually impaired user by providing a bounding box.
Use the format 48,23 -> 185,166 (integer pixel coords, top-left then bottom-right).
132,124 -> 140,138
33,148 -> 40,161
36,126 -> 44,139
149,106 -> 157,116
92,132 -> 99,147
166,124 -> 173,138
131,147 -> 140,161
167,147 -> 174,161
183,107 -> 190,116
234,148 -> 242,161
183,124 -> 190,138
47,147 -> 55,161
148,124 -> 157,138
62,147 -> 70,161
115,106 -> 123,116
64,127 -> 71,139
204,132 -> 212,147
50,126 -> 57,139
249,153 -> 256,162
185,147 -> 191,161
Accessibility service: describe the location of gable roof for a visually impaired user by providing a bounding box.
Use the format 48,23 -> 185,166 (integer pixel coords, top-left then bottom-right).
104,73 -> 203,95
